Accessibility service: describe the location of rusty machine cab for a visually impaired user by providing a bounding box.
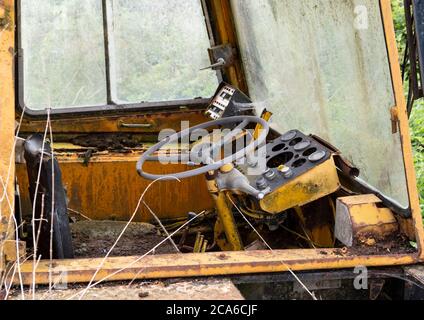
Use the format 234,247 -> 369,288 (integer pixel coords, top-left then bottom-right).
0,0 -> 424,295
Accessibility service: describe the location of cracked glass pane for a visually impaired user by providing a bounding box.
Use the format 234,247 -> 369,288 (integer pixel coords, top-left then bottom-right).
231,0 -> 409,207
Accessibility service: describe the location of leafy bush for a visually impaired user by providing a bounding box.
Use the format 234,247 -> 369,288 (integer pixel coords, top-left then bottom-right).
410,101 -> 424,214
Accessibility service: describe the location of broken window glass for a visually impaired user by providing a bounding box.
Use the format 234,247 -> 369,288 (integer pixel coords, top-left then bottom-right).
20,0 -> 218,110
231,0 -> 410,208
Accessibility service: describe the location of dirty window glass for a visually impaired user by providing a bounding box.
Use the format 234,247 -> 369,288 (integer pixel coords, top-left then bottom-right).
21,0 -> 107,109
20,0 -> 218,110
231,0 -> 410,207
107,0 -> 218,104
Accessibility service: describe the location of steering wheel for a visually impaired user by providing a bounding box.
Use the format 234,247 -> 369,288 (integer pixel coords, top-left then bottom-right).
136,116 -> 270,181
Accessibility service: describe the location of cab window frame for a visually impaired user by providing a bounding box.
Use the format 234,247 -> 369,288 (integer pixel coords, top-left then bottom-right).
15,0 -> 222,118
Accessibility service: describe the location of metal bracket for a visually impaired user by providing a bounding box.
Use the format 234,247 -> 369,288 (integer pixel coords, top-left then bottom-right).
118,120 -> 153,129
206,44 -> 238,70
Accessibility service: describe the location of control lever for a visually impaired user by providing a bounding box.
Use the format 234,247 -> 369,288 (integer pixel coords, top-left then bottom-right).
215,165 -> 266,200
200,58 -> 226,71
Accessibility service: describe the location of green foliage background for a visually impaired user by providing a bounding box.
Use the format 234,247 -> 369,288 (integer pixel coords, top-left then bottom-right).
392,0 -> 424,216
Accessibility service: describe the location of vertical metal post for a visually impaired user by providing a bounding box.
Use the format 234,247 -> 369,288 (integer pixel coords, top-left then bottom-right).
206,171 -> 243,251
101,0 -> 113,104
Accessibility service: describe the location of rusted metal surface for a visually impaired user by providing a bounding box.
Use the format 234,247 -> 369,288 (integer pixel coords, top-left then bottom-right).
397,215 -> 417,241
12,249 -> 420,285
18,110 -> 209,134
16,153 -> 214,222
0,0 -> 15,249
207,43 -> 237,70
2,240 -> 25,262
335,194 -> 399,247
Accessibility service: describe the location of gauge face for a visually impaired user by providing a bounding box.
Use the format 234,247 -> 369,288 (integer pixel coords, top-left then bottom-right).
294,141 -> 311,151
280,130 -> 297,142
308,150 -> 327,163
267,131 -> 330,170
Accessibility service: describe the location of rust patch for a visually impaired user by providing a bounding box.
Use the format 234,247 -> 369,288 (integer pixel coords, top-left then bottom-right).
70,133 -> 146,151
333,248 -> 346,257
304,182 -> 321,194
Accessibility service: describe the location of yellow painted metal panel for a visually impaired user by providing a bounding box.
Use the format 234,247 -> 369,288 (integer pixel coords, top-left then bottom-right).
16,157 -> 214,222
0,0 -> 15,242
259,157 -> 340,214
13,249 -> 419,285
